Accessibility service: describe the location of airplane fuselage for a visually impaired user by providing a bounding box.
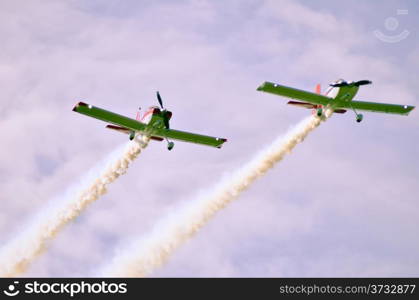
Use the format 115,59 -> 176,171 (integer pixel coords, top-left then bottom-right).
138,106 -> 172,129
311,79 -> 362,119
325,84 -> 359,107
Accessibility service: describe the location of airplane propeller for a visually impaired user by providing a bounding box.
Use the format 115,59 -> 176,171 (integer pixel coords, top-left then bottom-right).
353,80 -> 372,86
156,91 -> 170,129
330,81 -> 348,87
157,91 -> 164,109
156,91 -> 174,150
330,80 -> 372,87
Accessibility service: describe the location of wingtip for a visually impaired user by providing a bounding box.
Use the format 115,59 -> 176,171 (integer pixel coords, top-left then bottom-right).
257,81 -> 278,91
405,105 -> 415,115
256,82 -> 267,91
72,101 -> 89,112
216,138 -> 228,148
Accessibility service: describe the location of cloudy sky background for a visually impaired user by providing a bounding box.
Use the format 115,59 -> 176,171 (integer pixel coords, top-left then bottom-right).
0,0 -> 418,277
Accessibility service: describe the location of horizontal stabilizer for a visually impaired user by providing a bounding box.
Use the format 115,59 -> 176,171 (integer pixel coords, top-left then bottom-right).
106,124 -> 130,134
333,109 -> 347,114
106,125 -> 163,141
287,101 -> 315,109
288,101 -> 346,113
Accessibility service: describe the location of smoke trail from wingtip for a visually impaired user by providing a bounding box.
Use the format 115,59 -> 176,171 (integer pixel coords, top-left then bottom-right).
0,135 -> 150,277
100,112 -> 332,277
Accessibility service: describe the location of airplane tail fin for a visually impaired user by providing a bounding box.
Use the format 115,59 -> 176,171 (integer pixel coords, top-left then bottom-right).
315,83 -> 321,94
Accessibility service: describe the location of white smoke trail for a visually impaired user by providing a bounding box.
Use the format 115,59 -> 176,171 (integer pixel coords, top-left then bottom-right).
100,112 -> 332,277
0,134 -> 150,277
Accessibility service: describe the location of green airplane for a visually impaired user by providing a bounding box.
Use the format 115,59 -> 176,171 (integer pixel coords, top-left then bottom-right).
72,92 -> 227,150
257,79 -> 415,122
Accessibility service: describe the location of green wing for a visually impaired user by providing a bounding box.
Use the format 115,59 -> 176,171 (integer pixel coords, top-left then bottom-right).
152,128 -> 227,148
257,81 -> 331,106
336,100 -> 415,115
73,102 -> 147,131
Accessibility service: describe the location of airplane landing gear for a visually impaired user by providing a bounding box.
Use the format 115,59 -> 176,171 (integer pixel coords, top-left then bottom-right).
350,104 -> 363,123
316,108 -> 323,117
167,141 -> 174,151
